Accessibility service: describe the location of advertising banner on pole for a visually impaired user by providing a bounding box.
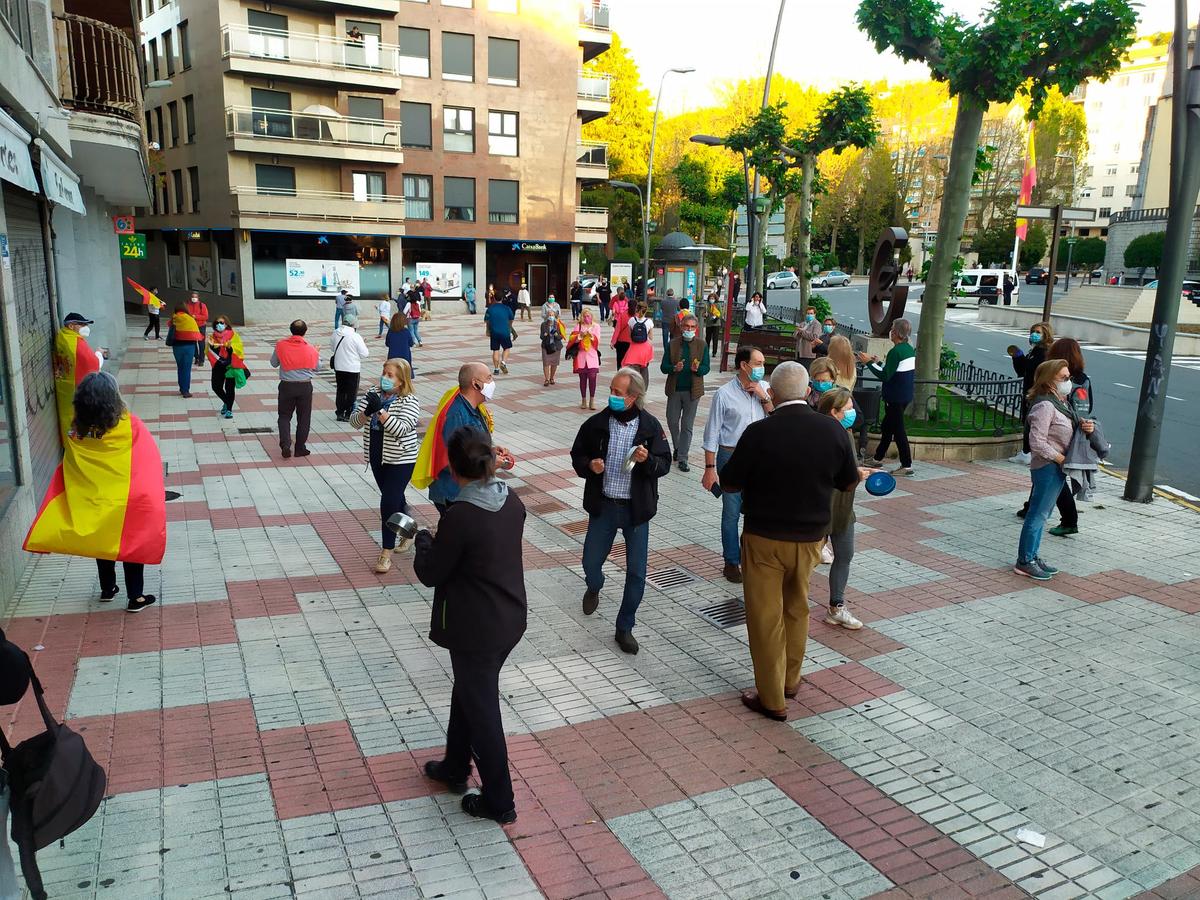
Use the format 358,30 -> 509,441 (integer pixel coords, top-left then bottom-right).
609,262 -> 633,288
286,258 -> 361,297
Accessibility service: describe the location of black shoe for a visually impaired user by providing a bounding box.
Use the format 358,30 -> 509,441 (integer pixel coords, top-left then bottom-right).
126,594 -> 157,614
615,630 -> 639,655
677,460 -> 690,473
1016,506 -> 1027,519
100,586 -> 119,601
281,448 -> 292,459
723,563 -> 743,584
582,589 -> 599,615
181,392 -> 193,398
461,793 -> 516,824
295,448 -> 311,458
424,760 -> 468,794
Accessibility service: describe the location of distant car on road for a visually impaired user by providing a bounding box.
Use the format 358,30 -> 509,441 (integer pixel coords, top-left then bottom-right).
1025,267 -> 1058,285
811,270 -> 852,287
765,270 -> 800,290
950,269 -> 1008,307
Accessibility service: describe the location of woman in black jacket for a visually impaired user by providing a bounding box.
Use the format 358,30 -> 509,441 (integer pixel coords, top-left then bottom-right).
415,426 -> 527,824
1008,321 -> 1054,460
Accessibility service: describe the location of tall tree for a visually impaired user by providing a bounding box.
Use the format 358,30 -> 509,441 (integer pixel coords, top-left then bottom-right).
850,148 -> 897,273
857,0 -> 1137,405
581,33 -> 651,180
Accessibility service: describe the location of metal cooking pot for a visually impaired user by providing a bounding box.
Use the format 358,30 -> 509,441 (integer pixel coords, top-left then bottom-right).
385,512 -> 421,551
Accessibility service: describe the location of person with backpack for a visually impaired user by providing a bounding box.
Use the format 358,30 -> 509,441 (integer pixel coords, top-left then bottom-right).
610,284 -> 632,368
406,289 -> 424,346
540,304 -> 566,386
622,302 -> 655,390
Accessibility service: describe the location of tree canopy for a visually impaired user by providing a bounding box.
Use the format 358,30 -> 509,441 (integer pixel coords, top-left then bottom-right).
1124,232 -> 1166,273
581,33 -> 651,180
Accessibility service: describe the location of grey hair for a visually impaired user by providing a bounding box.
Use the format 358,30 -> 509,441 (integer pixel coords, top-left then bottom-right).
72,371 -> 125,439
614,366 -> 647,409
342,313 -> 359,326
892,318 -> 912,341
681,314 -> 699,327
770,361 -> 809,403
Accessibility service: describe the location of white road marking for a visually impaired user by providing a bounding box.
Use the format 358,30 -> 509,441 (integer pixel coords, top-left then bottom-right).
1161,485 -> 1200,502
1114,382 -> 1135,389
1167,395 -> 1186,402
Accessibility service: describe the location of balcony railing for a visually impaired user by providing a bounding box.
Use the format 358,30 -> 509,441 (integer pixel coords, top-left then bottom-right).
1109,206 -> 1200,225
221,24 -> 402,76
231,186 -> 406,224
576,142 -> 608,168
53,12 -> 143,122
580,1 -> 610,29
577,71 -> 611,101
225,106 -> 400,148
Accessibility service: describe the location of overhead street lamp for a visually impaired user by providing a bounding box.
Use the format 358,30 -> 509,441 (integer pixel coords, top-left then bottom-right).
608,179 -> 646,289
643,67 -> 693,305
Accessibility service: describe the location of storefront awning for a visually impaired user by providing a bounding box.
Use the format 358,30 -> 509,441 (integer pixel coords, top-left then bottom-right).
35,139 -> 86,216
0,109 -> 39,194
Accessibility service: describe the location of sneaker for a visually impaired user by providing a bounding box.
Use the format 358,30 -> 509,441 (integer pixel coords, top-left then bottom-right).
615,630 -> 639,655
677,460 -> 690,473
1035,557 -> 1060,575
824,606 -> 863,630
722,563 -> 742,584
493,368 -> 500,375
893,466 -> 915,477
582,589 -> 599,615
1013,561 -> 1052,580
1009,451 -> 1032,465
126,594 -> 158,613
864,458 -> 885,469
220,405 -> 228,417
499,362 -> 509,374
461,793 -> 516,825
1049,524 -> 1079,537
223,409 -> 233,419
99,587 -> 119,602
423,760 -> 468,794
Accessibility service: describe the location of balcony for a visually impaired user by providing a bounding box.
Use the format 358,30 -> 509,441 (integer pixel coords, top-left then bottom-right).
276,0 -> 401,11
225,106 -> 402,164
577,71 -> 611,123
221,25 -> 402,92
576,142 -> 609,182
52,12 -> 151,205
231,186 -> 405,236
575,206 -> 609,245
578,1 -> 612,62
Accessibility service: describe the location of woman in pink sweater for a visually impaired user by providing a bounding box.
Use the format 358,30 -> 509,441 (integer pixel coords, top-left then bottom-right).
569,308 -> 602,409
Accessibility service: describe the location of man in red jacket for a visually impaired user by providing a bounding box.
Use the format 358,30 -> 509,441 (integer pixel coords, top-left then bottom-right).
270,320 -> 320,458
187,292 -> 210,366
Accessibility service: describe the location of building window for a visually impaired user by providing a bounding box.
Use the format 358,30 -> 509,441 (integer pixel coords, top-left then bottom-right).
1130,163 -> 1140,174
1101,185 -> 1114,197
347,96 -> 385,144
1098,207 -> 1111,218
172,169 -> 185,212
247,10 -> 288,58
144,110 -> 154,144
183,95 -> 196,142
256,164 -> 296,196
163,30 -> 175,76
488,0 -> 518,10
488,110 -> 518,156
1084,165 -> 1093,178
188,166 -> 200,212
444,176 -> 475,221
487,37 -> 518,86
443,106 -> 474,153
154,106 -> 164,147
400,101 -> 432,149
1125,184 -> 1138,197
488,179 -> 518,224
149,37 -> 160,79
444,0 -> 472,6
167,101 -> 179,147
161,179 -> 169,215
352,172 -> 386,201
442,32 -> 474,82
1104,164 -> 1117,176
398,27 -> 429,77
179,20 -> 190,69
404,174 -> 432,220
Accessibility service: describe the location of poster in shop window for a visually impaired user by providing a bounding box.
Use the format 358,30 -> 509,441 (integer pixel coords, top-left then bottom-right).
187,255 -> 213,292
415,262 -> 462,298
285,258 -> 361,297
219,258 -> 240,297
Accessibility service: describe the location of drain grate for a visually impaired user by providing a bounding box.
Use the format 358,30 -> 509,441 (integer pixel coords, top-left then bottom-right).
237,427 -> 274,435
693,597 -> 747,629
645,567 -> 696,590
164,490 -> 182,502
561,520 -> 591,536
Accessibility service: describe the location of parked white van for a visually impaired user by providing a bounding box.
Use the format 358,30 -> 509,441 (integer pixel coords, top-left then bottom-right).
950,269 -> 1016,307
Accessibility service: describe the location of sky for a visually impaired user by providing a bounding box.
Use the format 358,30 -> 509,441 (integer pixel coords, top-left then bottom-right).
614,0 -> 1191,115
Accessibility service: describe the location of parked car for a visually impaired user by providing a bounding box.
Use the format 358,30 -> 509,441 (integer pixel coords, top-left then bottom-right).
1145,280 -> 1200,304
579,276 -> 599,303
1025,267 -> 1058,285
950,269 -> 1011,307
765,270 -> 800,290
811,270 -> 852,287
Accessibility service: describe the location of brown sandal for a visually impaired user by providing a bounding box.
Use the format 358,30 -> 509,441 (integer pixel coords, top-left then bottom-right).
741,691 -> 787,722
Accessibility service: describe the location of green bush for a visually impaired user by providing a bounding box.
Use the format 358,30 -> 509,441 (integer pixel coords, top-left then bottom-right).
810,294 -> 832,322
940,341 -> 960,374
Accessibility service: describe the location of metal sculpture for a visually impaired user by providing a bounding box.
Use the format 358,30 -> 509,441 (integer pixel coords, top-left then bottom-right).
867,226 -> 909,337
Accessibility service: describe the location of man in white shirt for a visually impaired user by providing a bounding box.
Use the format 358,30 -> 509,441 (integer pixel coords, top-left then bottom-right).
743,292 -> 765,330
701,346 -> 773,583
517,282 -> 532,321
376,297 -> 393,338
330,312 -> 370,422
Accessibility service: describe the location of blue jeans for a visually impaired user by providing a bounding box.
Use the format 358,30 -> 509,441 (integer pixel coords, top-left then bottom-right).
717,447 -> 743,565
582,499 -> 649,633
409,318 -> 421,343
334,307 -> 344,329
1018,464 -> 1066,564
172,343 -> 194,394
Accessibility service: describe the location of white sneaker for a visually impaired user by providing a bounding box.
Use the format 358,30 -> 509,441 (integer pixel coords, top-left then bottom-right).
820,543 -> 835,564
824,606 -> 863,630
1009,451 -> 1032,465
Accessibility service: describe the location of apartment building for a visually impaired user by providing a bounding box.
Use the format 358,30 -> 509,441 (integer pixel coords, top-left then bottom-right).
0,0 -> 152,597
123,0 -> 612,323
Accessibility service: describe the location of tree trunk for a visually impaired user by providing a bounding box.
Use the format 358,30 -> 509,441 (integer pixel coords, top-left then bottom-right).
830,217 -> 841,267
799,153 -> 815,306
915,97 -> 986,418
855,226 -> 865,275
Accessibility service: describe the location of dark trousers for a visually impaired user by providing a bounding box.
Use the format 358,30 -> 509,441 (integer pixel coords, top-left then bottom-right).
194,325 -> 207,364
599,298 -> 610,321
442,646 -> 516,816
874,401 -> 912,468
371,461 -> 415,549
144,313 -> 160,338
97,559 -> 144,599
278,381 -> 313,452
706,325 -> 721,355
334,370 -> 360,419
614,341 -> 630,368
211,361 -> 235,411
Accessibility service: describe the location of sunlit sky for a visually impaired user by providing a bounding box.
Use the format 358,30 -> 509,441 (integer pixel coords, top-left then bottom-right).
615,0 -> 1191,115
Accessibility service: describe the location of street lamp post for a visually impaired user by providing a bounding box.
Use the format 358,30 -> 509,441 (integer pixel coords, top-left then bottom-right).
1055,153 -> 1077,292
607,179 -> 645,296
644,67 -> 694,308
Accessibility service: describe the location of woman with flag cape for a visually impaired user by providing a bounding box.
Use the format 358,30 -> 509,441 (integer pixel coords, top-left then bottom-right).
166,305 -> 203,397
206,314 -> 249,419
53,312 -> 103,441
24,372 -> 166,613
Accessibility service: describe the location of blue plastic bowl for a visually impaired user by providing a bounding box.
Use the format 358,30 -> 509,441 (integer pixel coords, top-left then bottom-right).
865,470 -> 897,497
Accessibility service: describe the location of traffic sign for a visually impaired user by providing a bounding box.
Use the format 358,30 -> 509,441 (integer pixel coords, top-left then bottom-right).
112,215 -> 135,234
1016,205 -> 1097,222
119,234 -> 146,259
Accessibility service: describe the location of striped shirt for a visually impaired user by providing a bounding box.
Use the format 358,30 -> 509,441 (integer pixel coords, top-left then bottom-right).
350,392 -> 420,464
602,417 -> 639,500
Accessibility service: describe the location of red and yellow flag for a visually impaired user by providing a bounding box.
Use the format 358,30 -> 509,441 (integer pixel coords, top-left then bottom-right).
24,412 -> 166,565
412,388 -> 494,490
206,329 -> 246,370
1016,124 -> 1037,240
171,310 -> 203,342
126,277 -> 161,311
53,328 -> 101,441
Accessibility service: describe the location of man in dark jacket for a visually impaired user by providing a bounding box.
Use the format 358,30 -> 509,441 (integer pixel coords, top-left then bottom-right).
570,368 -> 672,654
720,362 -> 860,721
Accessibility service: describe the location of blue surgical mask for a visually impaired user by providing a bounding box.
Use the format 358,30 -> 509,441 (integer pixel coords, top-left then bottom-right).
608,395 -> 627,412
380,376 -> 396,392
1029,332 -> 1042,345
749,366 -> 765,383
806,314 -> 816,322
822,324 -> 834,334
841,407 -> 857,429
215,322 -> 226,332
813,380 -> 833,393
682,330 -> 696,341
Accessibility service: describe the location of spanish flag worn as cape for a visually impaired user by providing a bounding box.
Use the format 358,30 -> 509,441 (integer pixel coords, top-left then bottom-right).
208,328 -> 249,388
53,328 -> 101,441
126,277 -> 162,311
412,388 -> 494,490
171,310 -> 203,342
24,412 -> 166,565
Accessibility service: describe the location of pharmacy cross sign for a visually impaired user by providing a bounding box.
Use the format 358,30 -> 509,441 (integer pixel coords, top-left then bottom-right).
1016,204 -> 1097,319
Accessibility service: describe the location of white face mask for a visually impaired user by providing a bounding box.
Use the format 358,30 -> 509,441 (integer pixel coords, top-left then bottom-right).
78,325 -> 91,338
479,380 -> 496,401
1057,379 -> 1073,397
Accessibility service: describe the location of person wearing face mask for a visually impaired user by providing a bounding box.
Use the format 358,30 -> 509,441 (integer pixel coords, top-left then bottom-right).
1007,321 -> 1054,465
610,286 -> 632,368
719,362 -> 860,721
1015,359 -> 1095,580
570,368 -> 672,654
186,292 -> 210,367
794,305 -> 822,369
659,313 -> 711,472
858,318 -> 916,476
542,292 -> 562,322
701,347 -> 774,583
415,362 -> 514,516
539,304 -> 566,386
622,302 -> 656,389
805,357 -> 839,408
569,308 -> 602,409
351,359 -> 420,574
330,312 -> 370,422
53,312 -> 104,440
165,304 -> 204,399
705,294 -> 724,356
813,317 -> 837,357
206,315 -> 248,419
743,292 -> 765,330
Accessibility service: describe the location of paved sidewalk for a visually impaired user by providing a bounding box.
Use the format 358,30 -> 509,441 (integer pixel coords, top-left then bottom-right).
5,312 -> 1200,900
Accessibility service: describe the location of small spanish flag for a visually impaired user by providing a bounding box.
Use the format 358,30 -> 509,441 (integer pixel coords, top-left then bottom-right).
126,277 -> 161,311
171,310 -> 203,342
207,328 -> 249,389
53,328 -> 101,441
412,388 -> 494,490
24,412 -> 166,565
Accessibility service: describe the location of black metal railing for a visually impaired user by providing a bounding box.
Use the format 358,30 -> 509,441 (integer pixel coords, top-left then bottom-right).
1109,206 -> 1200,225
857,359 -> 1023,436
54,12 -> 142,122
